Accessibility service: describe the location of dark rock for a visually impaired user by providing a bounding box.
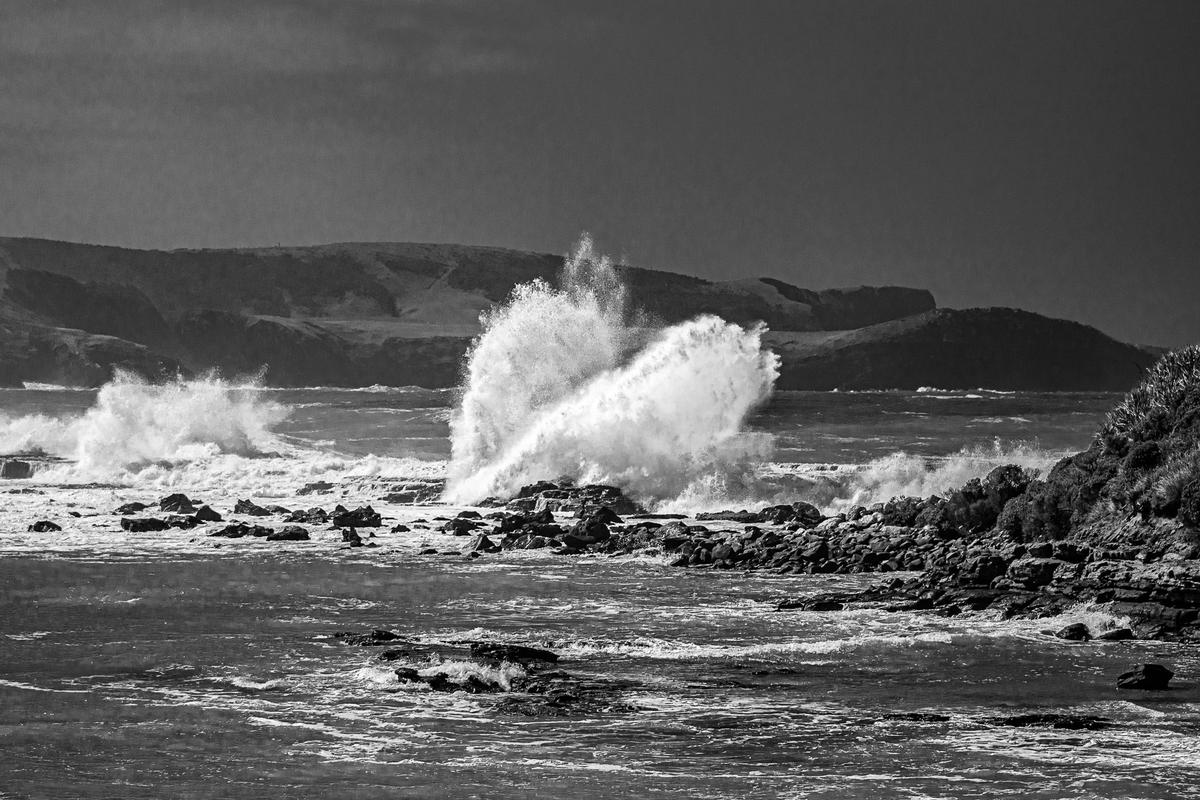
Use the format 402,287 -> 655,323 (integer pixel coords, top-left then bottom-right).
1054,623 -> 1092,641
775,597 -> 844,612
285,507 -> 329,524
442,518 -> 480,535
470,642 -> 559,665
233,499 -> 271,516
335,629 -> 402,646
331,505 -> 382,528
456,510 -> 482,520
1116,663 -> 1174,691
298,481 -> 334,495
159,493 -> 197,514
341,529 -> 364,546
113,501 -> 149,514
192,505 -> 222,523
164,514 -> 199,529
121,517 -> 170,532
390,524 -> 410,533
468,534 -> 499,553
1096,627 -> 1134,641
27,520 -> 61,532
988,713 -> 1112,730
419,548 -> 438,555
210,523 -> 272,538
266,526 -> 309,541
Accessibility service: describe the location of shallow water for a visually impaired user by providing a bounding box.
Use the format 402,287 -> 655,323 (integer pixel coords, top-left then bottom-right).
2,387 -> 1197,799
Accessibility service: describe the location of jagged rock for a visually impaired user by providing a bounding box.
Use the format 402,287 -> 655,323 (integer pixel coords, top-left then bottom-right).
121,517 -> 170,532
331,505 -> 382,528
266,526 -> 309,541
1117,663 -> 1173,690
113,501 -> 148,514
164,514 -> 199,529
27,520 -> 61,532
468,534 -> 499,553
442,518 -> 480,535
341,529 -> 364,546
159,493 -> 196,514
233,499 -> 271,516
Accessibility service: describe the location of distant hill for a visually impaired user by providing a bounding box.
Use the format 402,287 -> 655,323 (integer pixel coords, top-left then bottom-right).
0,236 -> 1158,390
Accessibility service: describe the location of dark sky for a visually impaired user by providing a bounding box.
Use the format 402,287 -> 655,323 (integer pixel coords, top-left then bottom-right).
2,1 -> 1198,345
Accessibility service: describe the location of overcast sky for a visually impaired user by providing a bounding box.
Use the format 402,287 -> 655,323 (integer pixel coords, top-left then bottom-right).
2,0 -> 1197,345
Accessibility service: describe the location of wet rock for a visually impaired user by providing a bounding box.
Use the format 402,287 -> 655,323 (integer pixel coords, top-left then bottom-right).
192,505 -> 222,523
457,510 -> 482,520
341,529 -> 364,546
775,596 -> 845,612
988,713 -> 1113,730
285,507 -> 329,524
165,514 -> 200,529
418,548 -> 438,555
1096,627 -> 1134,641
470,643 -> 559,665
266,526 -> 309,541
298,481 -> 334,495
468,534 -> 499,553
878,712 -> 951,723
390,524 -> 410,533
1116,663 -> 1173,690
113,501 -> 149,514
697,510 -> 762,523
27,520 -> 61,532
442,518 -> 480,535
233,499 -> 271,516
210,523 -> 273,538
335,629 -> 403,646
121,517 -> 170,532
1054,623 -> 1092,641
330,505 -> 382,528
159,493 -> 197,514
958,554 -> 1010,586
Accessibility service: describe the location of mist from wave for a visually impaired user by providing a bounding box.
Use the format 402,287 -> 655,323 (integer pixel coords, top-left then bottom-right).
442,235 -> 780,505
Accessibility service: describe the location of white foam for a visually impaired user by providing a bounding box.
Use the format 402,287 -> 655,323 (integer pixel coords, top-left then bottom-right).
443,234 -> 779,505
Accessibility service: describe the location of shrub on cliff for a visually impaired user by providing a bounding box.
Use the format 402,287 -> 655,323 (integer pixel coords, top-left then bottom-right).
1102,345 -> 1200,445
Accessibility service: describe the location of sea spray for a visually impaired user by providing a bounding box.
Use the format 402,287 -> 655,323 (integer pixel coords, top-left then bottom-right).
444,235 -> 780,504
0,370 -> 290,478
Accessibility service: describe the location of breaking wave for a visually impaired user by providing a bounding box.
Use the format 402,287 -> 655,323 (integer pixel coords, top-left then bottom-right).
0,371 -> 290,479
443,235 -> 780,504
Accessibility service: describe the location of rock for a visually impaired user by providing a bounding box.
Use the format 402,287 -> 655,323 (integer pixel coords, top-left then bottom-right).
159,493 -> 197,514
121,517 -> 170,532
285,507 -> 329,524
390,524 -> 410,533
988,713 -> 1112,730
468,534 -> 499,553
1116,663 -> 1174,690
233,499 -> 271,516
331,505 -> 382,528
0,459 -> 32,479
113,501 -> 148,514
298,481 -> 334,495
1096,627 -> 1134,641
335,629 -> 402,646
27,520 -> 61,532
418,548 -> 438,555
210,523 -> 272,538
456,510 -> 482,520
341,529 -> 364,546
266,526 -> 310,541
775,597 -> 844,612
1054,623 -> 1092,641
470,642 -> 559,665
442,518 -> 480,535
192,505 -> 222,523
165,514 -> 199,529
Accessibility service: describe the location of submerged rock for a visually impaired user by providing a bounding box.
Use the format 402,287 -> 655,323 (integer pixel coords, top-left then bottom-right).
470,643 -> 559,665
1054,623 -> 1092,641
331,505 -> 382,528
988,713 -> 1113,730
113,501 -> 149,514
210,523 -> 273,538
335,629 -> 403,646
27,520 -> 61,532
286,507 -> 329,524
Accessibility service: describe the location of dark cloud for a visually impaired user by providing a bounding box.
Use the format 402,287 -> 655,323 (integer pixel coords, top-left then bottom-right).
0,0 -> 1197,346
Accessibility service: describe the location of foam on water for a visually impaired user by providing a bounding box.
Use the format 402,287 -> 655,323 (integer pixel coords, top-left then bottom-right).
443,235 -> 779,505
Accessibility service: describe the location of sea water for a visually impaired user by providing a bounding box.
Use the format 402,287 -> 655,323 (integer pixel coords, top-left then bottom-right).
2,384 -> 1199,800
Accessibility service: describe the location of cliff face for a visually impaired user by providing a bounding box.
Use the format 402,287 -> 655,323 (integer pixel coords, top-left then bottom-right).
0,236 -> 1155,390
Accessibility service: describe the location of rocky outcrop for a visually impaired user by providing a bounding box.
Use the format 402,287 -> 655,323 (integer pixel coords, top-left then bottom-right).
768,308 -> 1156,390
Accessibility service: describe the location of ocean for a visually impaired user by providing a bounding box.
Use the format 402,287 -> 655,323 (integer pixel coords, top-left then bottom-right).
2,384 -> 1199,799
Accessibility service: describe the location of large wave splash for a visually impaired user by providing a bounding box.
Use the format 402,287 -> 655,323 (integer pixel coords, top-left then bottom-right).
0,370 -> 290,479
443,235 -> 780,505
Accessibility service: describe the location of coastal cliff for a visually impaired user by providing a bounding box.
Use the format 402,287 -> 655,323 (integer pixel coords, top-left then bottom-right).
0,236 -> 1154,390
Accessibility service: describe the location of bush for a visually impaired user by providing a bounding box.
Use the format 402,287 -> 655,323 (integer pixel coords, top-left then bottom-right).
1124,441 -> 1162,473
1103,345 -> 1200,443
1180,479 -> 1200,528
